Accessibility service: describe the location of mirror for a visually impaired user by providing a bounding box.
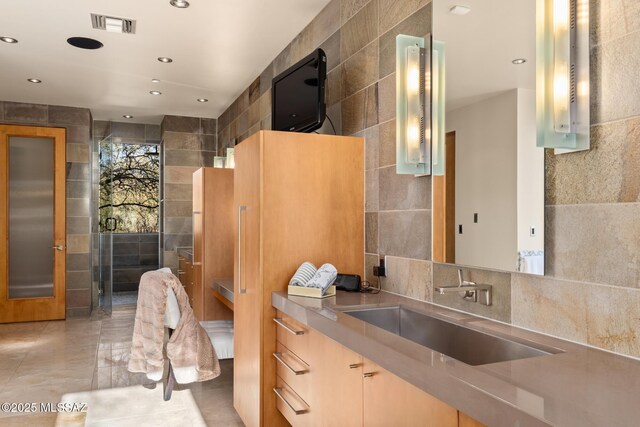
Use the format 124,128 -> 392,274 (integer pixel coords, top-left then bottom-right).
431,0 -> 544,275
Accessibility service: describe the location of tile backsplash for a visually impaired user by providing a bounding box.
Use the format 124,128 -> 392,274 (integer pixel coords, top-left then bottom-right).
216,0 -> 640,359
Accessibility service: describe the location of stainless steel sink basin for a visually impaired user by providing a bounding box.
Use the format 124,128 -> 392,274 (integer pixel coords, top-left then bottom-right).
342,306 -> 561,366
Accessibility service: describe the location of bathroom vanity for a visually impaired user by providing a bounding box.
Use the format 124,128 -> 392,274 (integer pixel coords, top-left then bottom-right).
272,290 -> 640,427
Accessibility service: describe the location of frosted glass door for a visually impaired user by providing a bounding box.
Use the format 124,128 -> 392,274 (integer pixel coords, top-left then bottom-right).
8,136 -> 55,299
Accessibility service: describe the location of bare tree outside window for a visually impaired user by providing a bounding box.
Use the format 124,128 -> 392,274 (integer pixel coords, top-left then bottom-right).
100,143 -> 159,233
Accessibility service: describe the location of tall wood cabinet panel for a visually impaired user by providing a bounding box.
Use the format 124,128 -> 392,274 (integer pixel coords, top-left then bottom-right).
233,131 -> 364,427
192,167 -> 234,321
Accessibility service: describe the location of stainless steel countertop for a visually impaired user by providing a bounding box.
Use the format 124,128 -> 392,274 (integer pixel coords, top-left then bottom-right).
272,290 -> 640,427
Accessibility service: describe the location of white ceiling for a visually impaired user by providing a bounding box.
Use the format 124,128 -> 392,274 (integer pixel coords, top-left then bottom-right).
0,0 -> 331,123
434,0 -> 536,112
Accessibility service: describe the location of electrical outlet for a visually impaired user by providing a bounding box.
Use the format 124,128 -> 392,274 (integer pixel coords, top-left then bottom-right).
373,257 -> 386,277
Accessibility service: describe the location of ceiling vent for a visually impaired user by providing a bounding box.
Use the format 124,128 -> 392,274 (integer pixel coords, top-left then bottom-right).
91,14 -> 136,34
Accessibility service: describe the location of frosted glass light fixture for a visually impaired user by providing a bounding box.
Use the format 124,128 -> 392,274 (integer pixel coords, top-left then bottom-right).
537,0 -> 590,151
431,40 -> 445,176
396,34 -> 429,175
213,156 -> 226,168
225,148 -> 235,169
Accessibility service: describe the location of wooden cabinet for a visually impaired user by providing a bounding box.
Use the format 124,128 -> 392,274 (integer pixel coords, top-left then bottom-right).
178,256 -> 193,302
192,167 -> 234,321
362,360 -> 458,427
273,313 -> 485,427
233,131 -> 364,427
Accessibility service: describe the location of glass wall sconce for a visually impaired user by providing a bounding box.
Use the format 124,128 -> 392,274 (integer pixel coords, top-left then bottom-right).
225,147 -> 235,169
431,40 -> 445,176
396,34 -> 430,175
213,156 -> 226,168
537,0 -> 590,151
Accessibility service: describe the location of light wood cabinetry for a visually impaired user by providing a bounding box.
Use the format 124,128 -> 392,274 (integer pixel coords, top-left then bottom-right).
192,167 -> 234,321
273,312 -> 485,427
178,256 -> 193,303
233,131 -> 364,427
362,359 -> 458,427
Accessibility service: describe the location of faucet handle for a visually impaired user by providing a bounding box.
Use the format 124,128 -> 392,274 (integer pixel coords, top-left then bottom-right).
457,268 -> 476,287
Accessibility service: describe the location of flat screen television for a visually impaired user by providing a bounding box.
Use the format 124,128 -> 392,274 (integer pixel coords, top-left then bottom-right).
272,48 -> 326,133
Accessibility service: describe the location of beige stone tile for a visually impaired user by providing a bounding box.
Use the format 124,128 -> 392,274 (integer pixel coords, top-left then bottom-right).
586,285 -> 640,358
306,0 -> 340,47
162,116 -> 200,134
511,273 -> 588,343
164,183 -> 192,201
3,102 -> 47,124
364,83 -> 379,128
591,0 -> 640,46
66,143 -> 90,164
545,203 -> 640,288
342,40 -> 378,99
592,31 -> 640,124
378,119 -> 396,167
2,412 -> 57,426
164,200 -> 192,218
382,256 -> 432,301
378,4 -> 432,78
364,125 -> 379,170
378,210 -> 431,259
49,106 -> 90,127
379,0 -> 430,34
162,132 -> 201,150
341,0 -> 370,23
379,165 -> 431,210
433,263 -> 511,323
164,166 -> 199,185
546,118 -> 640,205
326,66 -> 342,107
341,0 -> 378,60
365,169 -> 379,212
66,234 -> 90,254
365,212 -> 378,254
341,90 -> 366,135
66,198 -> 90,217
163,149 -> 202,167
377,72 -> 395,123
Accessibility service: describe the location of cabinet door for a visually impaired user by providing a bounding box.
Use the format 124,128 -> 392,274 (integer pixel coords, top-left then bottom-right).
362,359 -> 458,427
233,134 -> 263,427
311,333 -> 363,427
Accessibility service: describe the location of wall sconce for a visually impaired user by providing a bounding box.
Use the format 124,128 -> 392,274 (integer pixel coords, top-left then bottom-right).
396,34 -> 430,175
431,40 -> 445,176
213,156 -> 226,168
537,0 -> 589,151
225,147 -> 235,169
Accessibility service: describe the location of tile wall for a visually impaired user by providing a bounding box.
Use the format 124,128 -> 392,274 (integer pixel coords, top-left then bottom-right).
160,115 -> 217,272
0,101 -> 93,317
214,0 -> 640,359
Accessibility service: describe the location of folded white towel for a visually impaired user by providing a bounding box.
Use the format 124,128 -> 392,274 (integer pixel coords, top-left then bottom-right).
289,262 -> 318,287
305,263 -> 337,294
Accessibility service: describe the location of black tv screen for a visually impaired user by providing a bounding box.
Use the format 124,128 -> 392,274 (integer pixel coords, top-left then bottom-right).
272,48 -> 326,133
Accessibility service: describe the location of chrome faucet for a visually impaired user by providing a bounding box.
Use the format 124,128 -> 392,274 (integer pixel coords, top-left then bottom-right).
434,269 -> 492,306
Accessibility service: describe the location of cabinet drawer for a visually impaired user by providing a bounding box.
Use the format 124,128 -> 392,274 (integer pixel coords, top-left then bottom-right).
275,376 -> 311,427
274,342 -> 311,403
274,312 -> 311,364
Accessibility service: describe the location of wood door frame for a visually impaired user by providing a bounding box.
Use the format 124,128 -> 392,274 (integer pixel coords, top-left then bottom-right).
0,125 -> 66,322
433,131 -> 456,264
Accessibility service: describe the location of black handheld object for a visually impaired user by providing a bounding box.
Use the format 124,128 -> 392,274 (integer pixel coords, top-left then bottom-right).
334,274 -> 361,292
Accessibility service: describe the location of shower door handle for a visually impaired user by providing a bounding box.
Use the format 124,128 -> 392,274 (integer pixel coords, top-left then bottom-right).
105,217 -> 117,232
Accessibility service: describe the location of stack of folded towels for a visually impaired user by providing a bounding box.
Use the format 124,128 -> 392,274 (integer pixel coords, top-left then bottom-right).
289,262 -> 337,295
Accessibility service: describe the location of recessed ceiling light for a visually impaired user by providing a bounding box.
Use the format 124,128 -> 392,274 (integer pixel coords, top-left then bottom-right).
0,36 -> 18,44
150,90 -> 162,95
197,98 -> 208,103
151,78 -> 161,83
157,57 -> 173,63
449,5 -> 471,15
170,0 -> 190,8
27,78 -> 42,83
512,58 -> 527,65
123,115 -> 134,119
67,37 -> 104,50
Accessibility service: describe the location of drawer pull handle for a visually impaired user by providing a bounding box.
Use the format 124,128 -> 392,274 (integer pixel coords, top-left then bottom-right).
273,318 -> 304,335
363,372 -> 375,378
273,352 -> 308,375
273,387 -> 308,415
349,363 -> 360,369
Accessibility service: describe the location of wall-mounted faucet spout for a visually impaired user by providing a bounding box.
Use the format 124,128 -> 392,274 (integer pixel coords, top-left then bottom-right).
435,269 -> 492,306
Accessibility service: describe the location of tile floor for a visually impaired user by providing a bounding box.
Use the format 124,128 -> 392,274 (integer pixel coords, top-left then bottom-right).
0,306 -> 243,426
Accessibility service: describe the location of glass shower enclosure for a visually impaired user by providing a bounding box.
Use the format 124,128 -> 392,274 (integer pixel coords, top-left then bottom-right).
95,134 -> 114,314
